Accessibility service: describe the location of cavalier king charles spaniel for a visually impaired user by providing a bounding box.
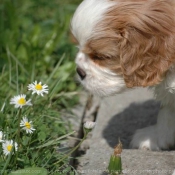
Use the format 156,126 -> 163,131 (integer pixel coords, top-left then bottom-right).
71,0 -> 175,151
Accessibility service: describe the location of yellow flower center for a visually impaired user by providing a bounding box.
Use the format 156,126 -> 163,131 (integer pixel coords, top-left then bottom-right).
7,145 -> 12,152
25,122 -> 31,129
18,98 -> 26,105
35,84 -> 42,90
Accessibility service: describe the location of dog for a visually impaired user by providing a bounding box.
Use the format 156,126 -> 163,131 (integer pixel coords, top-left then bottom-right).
71,0 -> 175,151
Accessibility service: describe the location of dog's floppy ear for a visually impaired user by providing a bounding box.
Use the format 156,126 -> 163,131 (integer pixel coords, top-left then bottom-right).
118,1 -> 175,88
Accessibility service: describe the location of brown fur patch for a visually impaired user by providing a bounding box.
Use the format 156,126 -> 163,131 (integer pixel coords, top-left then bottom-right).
84,0 -> 175,87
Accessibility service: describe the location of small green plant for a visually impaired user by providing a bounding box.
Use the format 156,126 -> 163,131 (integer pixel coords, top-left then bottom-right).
108,140 -> 123,175
0,83 -> 96,174
0,80 -> 77,174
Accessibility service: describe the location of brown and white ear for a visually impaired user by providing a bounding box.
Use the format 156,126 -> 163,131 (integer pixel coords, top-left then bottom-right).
118,1 -> 175,88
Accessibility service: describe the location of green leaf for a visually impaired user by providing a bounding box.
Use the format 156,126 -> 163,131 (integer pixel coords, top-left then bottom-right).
22,136 -> 30,146
16,44 -> 28,61
38,131 -> 46,141
35,131 -> 75,149
31,25 -> 41,47
9,167 -> 48,175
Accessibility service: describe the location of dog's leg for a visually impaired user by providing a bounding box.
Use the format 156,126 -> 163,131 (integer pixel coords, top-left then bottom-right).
131,69 -> 175,151
130,106 -> 175,150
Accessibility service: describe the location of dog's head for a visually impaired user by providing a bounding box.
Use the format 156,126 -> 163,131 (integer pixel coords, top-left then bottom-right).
71,0 -> 175,96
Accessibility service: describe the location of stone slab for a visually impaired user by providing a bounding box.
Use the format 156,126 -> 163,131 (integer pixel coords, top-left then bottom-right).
78,88 -> 175,175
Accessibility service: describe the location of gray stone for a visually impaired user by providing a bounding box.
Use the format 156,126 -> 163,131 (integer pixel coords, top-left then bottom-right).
77,88 -> 175,175
59,92 -> 88,153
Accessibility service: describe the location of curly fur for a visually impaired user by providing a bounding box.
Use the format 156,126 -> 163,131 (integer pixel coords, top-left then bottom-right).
85,0 -> 175,87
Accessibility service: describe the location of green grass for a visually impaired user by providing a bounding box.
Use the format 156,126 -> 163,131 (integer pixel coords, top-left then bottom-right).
0,0 -> 82,107
0,0 -> 82,174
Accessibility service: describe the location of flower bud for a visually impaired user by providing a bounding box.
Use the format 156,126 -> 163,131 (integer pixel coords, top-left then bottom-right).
108,140 -> 122,175
84,121 -> 95,130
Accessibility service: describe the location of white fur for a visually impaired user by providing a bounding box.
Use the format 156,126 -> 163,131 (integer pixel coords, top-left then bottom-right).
76,52 -> 126,96
72,0 -> 124,96
131,107 -> 175,150
131,68 -> 175,150
71,0 -> 115,47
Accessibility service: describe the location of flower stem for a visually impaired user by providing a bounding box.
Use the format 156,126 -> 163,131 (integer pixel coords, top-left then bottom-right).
16,108 -> 22,144
53,131 -> 88,165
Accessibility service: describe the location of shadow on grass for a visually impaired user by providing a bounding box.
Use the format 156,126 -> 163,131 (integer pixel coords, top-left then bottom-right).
102,100 -> 160,149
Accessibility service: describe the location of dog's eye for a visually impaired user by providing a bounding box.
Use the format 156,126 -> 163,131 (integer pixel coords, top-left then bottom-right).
89,53 -> 108,60
93,55 -> 102,60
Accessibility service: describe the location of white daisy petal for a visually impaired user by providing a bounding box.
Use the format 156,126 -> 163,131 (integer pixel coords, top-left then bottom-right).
0,131 -> 4,142
10,94 -> 32,109
28,81 -> 49,96
2,140 -> 18,156
20,116 -> 35,134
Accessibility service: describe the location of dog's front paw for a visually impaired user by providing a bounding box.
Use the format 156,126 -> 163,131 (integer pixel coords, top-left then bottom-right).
130,126 -> 160,151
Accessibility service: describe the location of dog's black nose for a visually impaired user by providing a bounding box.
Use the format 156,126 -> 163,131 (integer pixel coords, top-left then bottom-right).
76,67 -> 86,80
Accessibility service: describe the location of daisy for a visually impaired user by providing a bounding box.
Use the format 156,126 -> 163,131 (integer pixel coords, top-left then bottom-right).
0,131 -> 4,142
84,121 -> 96,130
2,140 -> 18,156
20,116 -> 35,134
10,94 -> 32,108
28,81 -> 49,96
